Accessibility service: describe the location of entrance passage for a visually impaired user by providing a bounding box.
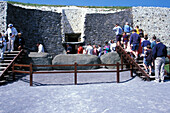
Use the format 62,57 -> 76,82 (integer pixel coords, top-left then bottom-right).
65,33 -> 81,42
64,33 -> 83,54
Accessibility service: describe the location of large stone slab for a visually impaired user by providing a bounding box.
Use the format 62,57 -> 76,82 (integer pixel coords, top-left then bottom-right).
27,52 -> 52,70
100,52 -> 121,69
52,54 -> 101,70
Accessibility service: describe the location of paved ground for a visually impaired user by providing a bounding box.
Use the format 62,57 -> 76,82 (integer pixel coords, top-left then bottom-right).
0,70 -> 170,113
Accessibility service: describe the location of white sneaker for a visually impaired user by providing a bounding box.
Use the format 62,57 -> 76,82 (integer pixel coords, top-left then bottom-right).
161,80 -> 164,83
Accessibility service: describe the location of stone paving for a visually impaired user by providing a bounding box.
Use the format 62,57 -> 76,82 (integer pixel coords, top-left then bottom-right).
0,70 -> 170,113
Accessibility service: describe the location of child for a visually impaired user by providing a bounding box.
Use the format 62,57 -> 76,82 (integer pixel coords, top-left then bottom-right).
144,45 -> 153,76
122,32 -> 128,49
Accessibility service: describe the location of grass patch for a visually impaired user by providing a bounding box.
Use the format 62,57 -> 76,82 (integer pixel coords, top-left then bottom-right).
165,64 -> 169,73
7,1 -> 131,9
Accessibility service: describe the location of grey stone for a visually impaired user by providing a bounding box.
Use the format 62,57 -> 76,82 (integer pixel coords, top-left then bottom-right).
52,54 -> 101,70
27,52 -> 52,70
100,52 -> 121,69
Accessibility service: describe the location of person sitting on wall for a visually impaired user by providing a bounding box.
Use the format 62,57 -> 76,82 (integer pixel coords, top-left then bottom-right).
15,33 -> 25,51
37,43 -> 44,53
77,44 -> 83,54
66,44 -> 72,54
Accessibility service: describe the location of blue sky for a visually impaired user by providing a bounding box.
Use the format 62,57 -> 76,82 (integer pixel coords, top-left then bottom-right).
4,0 -> 170,8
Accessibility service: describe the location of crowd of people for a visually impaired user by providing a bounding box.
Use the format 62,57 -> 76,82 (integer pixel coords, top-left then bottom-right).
1,22 -> 168,83
66,22 -> 168,83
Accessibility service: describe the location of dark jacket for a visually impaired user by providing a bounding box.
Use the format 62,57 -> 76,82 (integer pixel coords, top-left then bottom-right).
152,42 -> 167,59
130,33 -> 141,45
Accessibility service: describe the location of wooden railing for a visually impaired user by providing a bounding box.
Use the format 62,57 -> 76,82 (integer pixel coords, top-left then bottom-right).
116,45 -> 150,80
12,62 -> 134,86
0,49 -> 24,80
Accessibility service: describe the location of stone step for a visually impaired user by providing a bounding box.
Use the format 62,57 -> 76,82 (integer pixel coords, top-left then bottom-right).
4,54 -> 18,56
0,63 -> 10,66
4,51 -> 20,54
3,57 -> 15,59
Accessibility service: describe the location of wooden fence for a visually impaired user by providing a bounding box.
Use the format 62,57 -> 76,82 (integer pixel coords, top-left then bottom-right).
12,62 -> 133,86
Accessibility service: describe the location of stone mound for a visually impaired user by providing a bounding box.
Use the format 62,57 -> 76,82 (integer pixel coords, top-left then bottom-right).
100,52 -> 121,69
52,54 -> 101,70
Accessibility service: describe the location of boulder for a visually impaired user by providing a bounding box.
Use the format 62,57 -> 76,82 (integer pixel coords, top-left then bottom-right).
100,52 -> 121,69
27,52 -> 52,70
52,54 -> 101,70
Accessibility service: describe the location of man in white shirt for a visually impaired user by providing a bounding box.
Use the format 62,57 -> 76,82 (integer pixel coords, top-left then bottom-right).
86,43 -> 93,55
37,43 -> 44,53
113,23 -> 122,46
5,24 -> 18,52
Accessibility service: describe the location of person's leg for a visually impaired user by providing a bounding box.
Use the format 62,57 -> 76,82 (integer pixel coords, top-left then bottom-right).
11,39 -> 15,51
155,58 -> 161,82
149,65 -> 152,75
160,57 -> 165,82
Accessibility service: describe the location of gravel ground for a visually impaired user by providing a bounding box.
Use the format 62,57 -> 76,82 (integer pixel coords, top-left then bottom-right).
0,70 -> 170,113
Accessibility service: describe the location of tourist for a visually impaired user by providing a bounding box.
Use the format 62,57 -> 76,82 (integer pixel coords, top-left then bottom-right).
135,25 -> 140,34
109,40 -> 116,52
122,32 -> 129,49
113,23 -> 122,46
122,22 -> 132,38
77,44 -> 83,54
0,33 -> 6,60
93,45 -> 98,56
1,31 -> 7,52
103,41 -> 110,54
66,44 -> 72,54
5,24 -> 18,52
97,45 -> 102,57
86,43 -> 93,55
151,35 -> 157,50
15,33 -> 25,51
141,34 -> 151,54
37,43 -> 44,53
152,39 -> 167,82
130,29 -> 141,59
143,45 -> 153,76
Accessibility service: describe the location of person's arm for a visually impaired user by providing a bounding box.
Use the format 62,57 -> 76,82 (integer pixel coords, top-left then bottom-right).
130,35 -> 133,45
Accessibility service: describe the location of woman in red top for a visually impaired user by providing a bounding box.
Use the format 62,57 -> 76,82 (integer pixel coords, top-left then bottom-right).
77,45 -> 83,54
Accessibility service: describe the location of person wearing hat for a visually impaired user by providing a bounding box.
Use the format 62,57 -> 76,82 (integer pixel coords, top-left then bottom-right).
5,24 -> 18,52
152,38 -> 167,83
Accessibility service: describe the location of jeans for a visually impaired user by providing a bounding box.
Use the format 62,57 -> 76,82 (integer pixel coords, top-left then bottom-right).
155,57 -> 165,81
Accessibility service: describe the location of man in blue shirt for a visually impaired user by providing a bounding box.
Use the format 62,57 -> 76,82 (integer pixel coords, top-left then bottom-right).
130,29 -> 141,59
152,38 -> 167,82
122,22 -> 132,36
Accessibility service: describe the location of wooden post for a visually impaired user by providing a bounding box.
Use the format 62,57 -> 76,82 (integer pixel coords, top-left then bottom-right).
121,55 -> 123,70
12,63 -> 15,80
130,63 -> 133,77
74,62 -> 77,85
117,62 -> 120,83
30,63 -> 33,86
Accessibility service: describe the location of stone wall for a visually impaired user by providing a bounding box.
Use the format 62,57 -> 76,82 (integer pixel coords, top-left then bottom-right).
132,7 -> 170,47
0,1 -> 7,32
84,9 -> 133,46
6,3 -> 63,57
